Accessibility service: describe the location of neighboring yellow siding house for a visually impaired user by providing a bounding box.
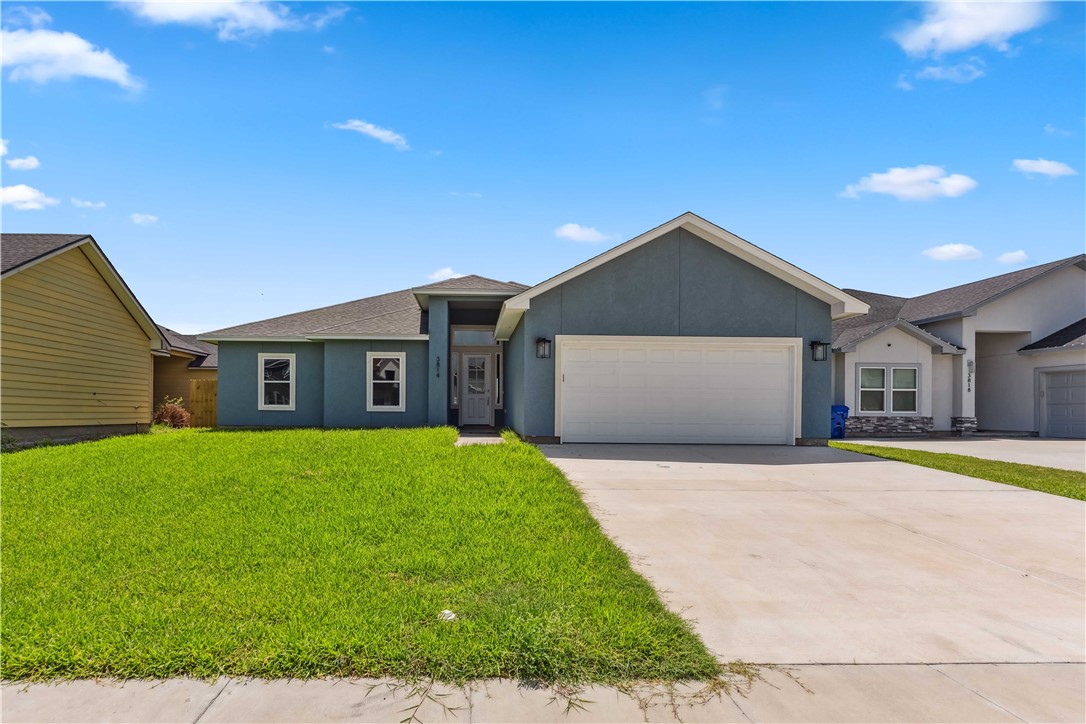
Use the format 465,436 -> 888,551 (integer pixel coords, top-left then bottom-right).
154,327 -> 218,409
1,234 -> 165,446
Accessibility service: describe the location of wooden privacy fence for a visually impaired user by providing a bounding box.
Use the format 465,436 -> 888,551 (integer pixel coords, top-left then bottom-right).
189,379 -> 218,428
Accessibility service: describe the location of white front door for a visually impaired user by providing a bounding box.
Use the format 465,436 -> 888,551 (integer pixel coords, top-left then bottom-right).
462,354 -> 491,425
1045,370 -> 1086,439
558,337 -> 797,444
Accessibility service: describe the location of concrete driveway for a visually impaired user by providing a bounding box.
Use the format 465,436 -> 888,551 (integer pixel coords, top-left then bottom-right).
846,437 -> 1086,472
541,443 -> 1085,721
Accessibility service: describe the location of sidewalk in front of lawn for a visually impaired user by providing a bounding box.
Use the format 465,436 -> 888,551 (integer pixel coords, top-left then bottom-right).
845,437 -> 1086,472
5,664 -> 1085,723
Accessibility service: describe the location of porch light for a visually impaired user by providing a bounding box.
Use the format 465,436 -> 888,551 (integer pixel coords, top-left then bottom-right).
809,341 -> 830,362
536,337 -> 552,359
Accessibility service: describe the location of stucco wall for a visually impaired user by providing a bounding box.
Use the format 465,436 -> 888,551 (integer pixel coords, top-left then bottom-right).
510,228 -> 833,439
323,340 -> 429,428
977,333 -> 1086,432
503,323 -> 526,434
974,264 -> 1086,335
932,354 -> 953,430
218,342 -> 324,427
840,326 -> 937,418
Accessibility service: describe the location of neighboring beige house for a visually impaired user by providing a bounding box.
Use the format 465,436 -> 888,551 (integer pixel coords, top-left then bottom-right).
155,327 -> 217,409
0,234 -> 166,445
833,255 -> 1086,438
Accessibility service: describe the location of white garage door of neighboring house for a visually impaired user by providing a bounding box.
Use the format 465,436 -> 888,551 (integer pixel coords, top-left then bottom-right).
1045,370 -> 1086,439
557,336 -> 799,445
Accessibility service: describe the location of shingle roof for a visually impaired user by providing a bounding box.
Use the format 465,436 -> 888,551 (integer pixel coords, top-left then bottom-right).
160,327 -> 219,369
412,274 -> 528,292
203,275 -> 525,339
1,234 -> 90,274
1020,318 -> 1086,352
899,255 -> 1085,323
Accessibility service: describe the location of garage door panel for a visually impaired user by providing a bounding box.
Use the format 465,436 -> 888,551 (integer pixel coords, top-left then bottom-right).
560,338 -> 795,444
1045,371 -> 1086,439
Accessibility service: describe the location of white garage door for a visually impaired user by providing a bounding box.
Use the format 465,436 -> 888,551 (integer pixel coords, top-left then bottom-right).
558,337 -> 797,444
1045,370 -> 1086,439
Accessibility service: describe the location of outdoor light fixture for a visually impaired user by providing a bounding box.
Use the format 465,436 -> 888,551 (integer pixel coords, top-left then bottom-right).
809,341 -> 830,362
536,337 -> 552,359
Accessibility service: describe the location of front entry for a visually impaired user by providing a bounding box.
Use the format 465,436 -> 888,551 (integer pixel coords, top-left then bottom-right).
462,354 -> 491,425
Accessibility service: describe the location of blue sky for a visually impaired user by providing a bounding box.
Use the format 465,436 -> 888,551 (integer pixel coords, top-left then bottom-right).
2,1 -> 1083,334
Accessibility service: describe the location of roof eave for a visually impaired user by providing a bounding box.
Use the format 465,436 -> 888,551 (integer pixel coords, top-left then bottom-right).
412,289 -> 521,310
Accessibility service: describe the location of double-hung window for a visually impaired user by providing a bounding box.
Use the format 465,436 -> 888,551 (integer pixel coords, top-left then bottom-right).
367,352 -> 406,412
858,365 -> 918,414
258,353 -> 295,411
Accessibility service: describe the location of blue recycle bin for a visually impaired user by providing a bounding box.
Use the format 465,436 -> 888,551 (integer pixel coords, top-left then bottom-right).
830,405 -> 849,439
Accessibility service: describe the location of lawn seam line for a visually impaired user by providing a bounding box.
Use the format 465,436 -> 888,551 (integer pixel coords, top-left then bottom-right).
191,677 -> 231,724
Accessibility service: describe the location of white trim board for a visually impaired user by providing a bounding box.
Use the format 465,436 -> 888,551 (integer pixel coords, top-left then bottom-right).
554,335 -> 803,444
257,352 -> 296,412
496,212 -> 868,340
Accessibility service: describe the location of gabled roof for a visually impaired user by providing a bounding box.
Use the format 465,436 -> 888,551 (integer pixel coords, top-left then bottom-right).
1,233 -> 90,274
201,275 -> 524,341
1019,318 -> 1086,354
160,327 -> 218,369
833,318 -> 962,354
1,233 -> 164,350
494,212 -> 869,340
899,254 -> 1086,324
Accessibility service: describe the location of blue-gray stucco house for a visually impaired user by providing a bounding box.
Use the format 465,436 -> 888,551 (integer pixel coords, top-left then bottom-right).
201,213 -> 869,444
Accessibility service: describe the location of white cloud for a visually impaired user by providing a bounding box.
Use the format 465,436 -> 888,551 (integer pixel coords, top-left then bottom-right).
895,74 -> 914,91
1,27 -> 140,89
554,223 -> 613,243
923,243 -> 982,261
331,119 -> 410,151
1,183 -> 58,210
916,59 -> 985,83
122,2 -> 347,41
1044,123 -> 1070,137
997,250 -> 1029,264
427,267 -> 464,282
841,165 -> 978,201
5,155 -> 39,170
1012,158 -> 1077,177
130,213 -> 159,225
2,6 -> 52,30
703,85 -> 728,111
0,139 -> 7,156
71,197 -> 106,209
894,1 -> 1050,57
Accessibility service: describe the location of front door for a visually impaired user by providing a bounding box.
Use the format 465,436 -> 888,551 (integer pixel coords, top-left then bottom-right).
462,354 -> 490,425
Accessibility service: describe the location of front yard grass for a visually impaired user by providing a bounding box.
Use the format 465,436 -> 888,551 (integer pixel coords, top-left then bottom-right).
1,428 -> 719,683
829,441 -> 1086,501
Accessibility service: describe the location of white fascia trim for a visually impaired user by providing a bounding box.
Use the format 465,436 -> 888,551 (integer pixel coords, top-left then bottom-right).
413,289 -> 521,310
495,213 -> 869,337
1019,344 -> 1086,356
553,335 -> 803,444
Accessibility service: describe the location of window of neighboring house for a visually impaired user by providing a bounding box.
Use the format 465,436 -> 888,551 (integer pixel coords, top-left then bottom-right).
891,367 -> 918,413
367,352 -> 406,412
258,353 -> 295,411
859,367 -> 886,413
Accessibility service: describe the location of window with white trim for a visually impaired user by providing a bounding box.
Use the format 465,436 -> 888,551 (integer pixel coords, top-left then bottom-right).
859,367 -> 886,413
857,365 -> 919,414
258,353 -> 295,411
367,352 -> 406,412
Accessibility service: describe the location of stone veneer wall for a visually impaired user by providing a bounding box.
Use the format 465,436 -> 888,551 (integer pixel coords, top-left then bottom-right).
845,416 -> 934,436
951,416 -> 978,436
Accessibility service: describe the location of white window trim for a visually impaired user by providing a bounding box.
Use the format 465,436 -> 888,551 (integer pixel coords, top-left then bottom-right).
258,353 -> 296,411
367,351 -> 407,413
890,367 -> 919,414
858,366 -> 887,414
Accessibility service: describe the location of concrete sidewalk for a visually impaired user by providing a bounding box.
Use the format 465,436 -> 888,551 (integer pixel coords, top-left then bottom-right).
846,437 -> 1086,472
5,664 -> 1085,723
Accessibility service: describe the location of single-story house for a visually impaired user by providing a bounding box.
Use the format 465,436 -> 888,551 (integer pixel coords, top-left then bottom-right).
832,254 -> 1086,438
201,213 -> 868,444
154,327 -> 218,408
0,234 -> 166,445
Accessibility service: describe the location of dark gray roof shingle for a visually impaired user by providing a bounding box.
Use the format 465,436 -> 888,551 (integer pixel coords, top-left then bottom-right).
412,274 -> 528,292
1,234 -> 90,274
1020,318 -> 1086,352
160,327 -> 219,369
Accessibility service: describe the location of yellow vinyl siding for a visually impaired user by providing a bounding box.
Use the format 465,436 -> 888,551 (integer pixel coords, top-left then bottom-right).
1,246 -> 154,428
153,355 -> 216,409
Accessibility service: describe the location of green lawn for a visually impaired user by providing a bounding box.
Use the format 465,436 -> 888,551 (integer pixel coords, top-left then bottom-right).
829,441 -> 1086,501
1,428 -> 719,683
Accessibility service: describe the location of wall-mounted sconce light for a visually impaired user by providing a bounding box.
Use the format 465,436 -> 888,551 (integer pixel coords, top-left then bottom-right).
436,355 -> 441,378
809,340 -> 830,362
536,337 -> 552,359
